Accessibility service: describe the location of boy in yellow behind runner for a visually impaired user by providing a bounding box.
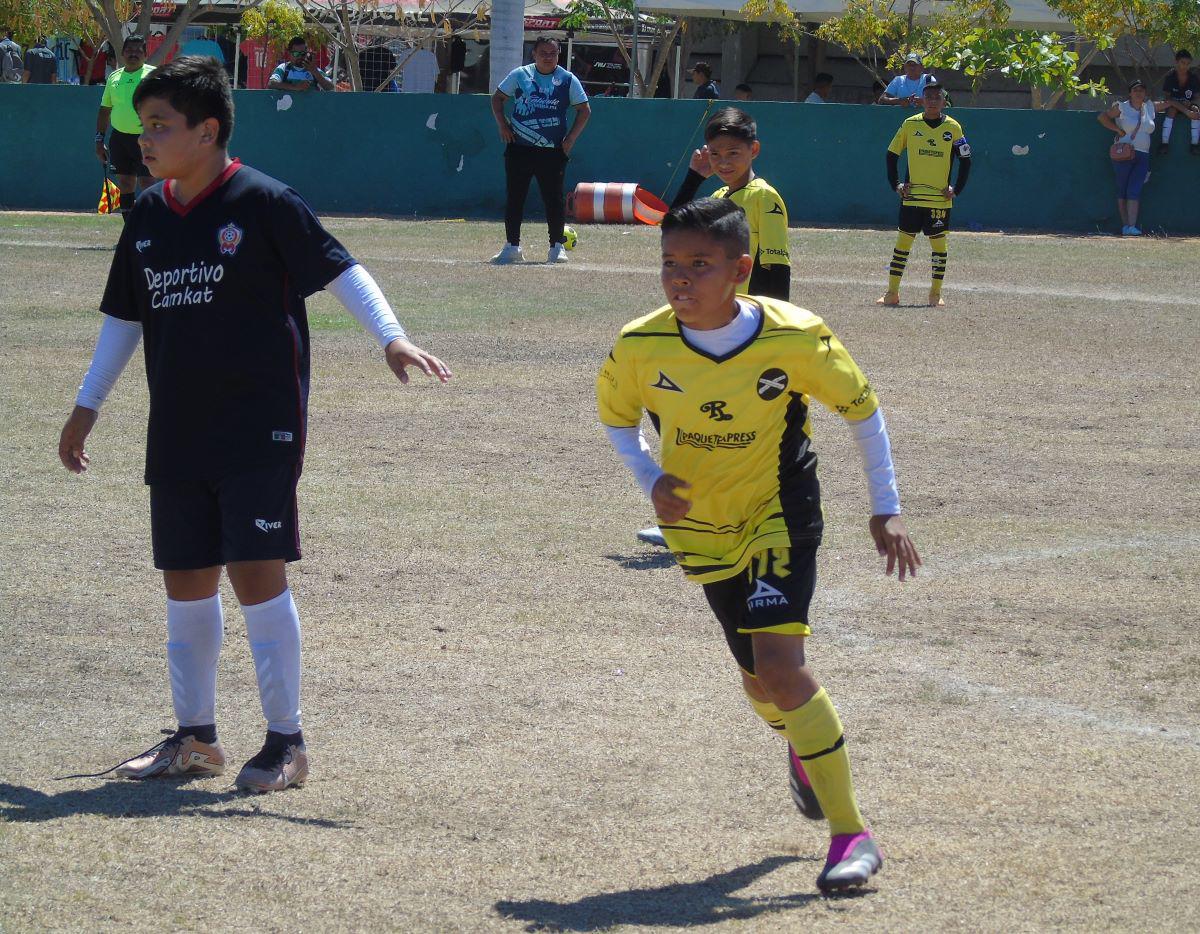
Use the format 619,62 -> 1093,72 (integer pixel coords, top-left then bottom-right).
879,77 -> 971,308
597,197 -> 921,894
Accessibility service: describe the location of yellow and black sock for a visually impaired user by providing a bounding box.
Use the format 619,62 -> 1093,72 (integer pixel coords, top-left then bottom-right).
743,683 -> 787,734
888,231 -> 915,293
778,688 -> 865,836
929,233 -> 948,296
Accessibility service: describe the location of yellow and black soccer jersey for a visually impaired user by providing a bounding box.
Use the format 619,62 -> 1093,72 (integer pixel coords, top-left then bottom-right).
714,178 -> 791,294
597,297 -> 878,585
888,114 -> 969,209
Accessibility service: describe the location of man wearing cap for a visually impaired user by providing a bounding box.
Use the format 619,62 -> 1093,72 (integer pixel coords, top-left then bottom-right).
879,53 -> 931,106
94,35 -> 154,223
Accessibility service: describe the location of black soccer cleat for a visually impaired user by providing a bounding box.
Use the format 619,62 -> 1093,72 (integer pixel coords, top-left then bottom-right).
787,743 -> 824,820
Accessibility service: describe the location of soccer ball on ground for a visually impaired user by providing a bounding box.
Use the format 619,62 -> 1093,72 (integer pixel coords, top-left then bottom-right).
562,225 -> 578,251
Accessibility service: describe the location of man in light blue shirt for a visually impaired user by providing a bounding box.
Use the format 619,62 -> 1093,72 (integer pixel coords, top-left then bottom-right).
490,36 -> 591,264
879,53 -> 930,106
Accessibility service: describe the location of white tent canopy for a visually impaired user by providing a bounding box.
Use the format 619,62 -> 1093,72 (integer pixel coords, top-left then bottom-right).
636,0 -> 1072,31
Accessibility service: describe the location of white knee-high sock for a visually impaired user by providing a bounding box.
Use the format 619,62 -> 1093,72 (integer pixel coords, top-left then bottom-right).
1163,115 -> 1174,143
166,594 -> 224,727
242,588 -> 302,734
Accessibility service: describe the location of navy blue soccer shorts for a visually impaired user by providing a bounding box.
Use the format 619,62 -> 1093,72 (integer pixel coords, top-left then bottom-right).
150,461 -> 302,570
701,546 -> 818,676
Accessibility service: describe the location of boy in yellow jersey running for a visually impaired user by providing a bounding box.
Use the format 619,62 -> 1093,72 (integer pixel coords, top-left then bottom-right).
598,198 -> 921,894
670,107 -> 791,301
879,77 -> 971,308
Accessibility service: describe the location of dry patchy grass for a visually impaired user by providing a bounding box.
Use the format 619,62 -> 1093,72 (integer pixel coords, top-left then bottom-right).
1,213 -> 1198,932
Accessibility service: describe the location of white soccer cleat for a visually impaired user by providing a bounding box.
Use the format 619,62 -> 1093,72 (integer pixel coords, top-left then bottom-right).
491,243 -> 525,264
547,243 -> 569,264
637,526 -> 668,548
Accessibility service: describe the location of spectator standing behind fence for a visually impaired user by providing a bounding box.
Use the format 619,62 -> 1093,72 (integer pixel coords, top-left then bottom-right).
692,62 -> 720,99
95,36 -> 154,223
878,53 -> 929,105
268,37 -> 332,92
490,36 -> 591,265
1160,49 -> 1200,154
23,36 -> 56,84
735,83 -> 752,101
805,74 -> 833,103
1098,80 -> 1169,236
0,28 -> 21,83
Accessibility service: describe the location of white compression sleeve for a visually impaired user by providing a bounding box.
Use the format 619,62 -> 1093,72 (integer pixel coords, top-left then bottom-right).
605,424 -> 664,499
75,315 -> 142,411
846,408 -> 902,516
326,264 -> 408,349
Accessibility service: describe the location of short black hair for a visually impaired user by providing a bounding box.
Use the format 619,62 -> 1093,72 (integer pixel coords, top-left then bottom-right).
288,36 -> 306,49
692,61 -> 712,80
123,34 -> 146,49
133,55 -> 235,148
661,197 -> 750,259
1176,49 -> 1193,61
533,35 -> 559,50
703,106 -> 757,143
814,72 -> 833,86
735,83 -> 752,93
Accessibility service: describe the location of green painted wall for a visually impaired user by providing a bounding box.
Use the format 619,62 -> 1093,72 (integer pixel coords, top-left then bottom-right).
1,84 -> 1196,234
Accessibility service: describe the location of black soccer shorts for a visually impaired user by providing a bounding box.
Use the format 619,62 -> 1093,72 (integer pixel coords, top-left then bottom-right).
702,546 -> 818,675
150,461 -> 302,570
108,129 -> 150,178
898,204 -> 952,237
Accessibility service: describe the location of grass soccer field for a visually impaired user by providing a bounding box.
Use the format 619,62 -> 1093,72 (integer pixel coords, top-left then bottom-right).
1,212 -> 1198,931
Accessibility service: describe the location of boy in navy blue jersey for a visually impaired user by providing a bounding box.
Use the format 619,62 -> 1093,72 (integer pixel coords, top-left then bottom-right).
58,56 -> 451,793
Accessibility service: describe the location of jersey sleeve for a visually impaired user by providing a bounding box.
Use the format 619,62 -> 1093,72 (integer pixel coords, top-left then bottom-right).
887,122 -> 907,155
757,188 -> 790,268
885,76 -> 903,97
795,319 -> 878,422
597,338 -> 643,429
569,72 -> 588,105
268,188 -> 356,297
99,221 -> 141,322
497,67 -> 521,96
100,74 -> 114,108
269,62 -> 287,83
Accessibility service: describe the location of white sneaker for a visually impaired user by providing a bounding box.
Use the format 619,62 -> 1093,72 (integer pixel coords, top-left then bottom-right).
636,526 -> 667,548
491,243 -> 524,264
547,243 -> 569,263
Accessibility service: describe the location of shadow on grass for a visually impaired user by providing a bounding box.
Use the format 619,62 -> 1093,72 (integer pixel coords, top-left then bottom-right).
494,854 -> 860,931
603,552 -> 677,571
0,781 -> 353,828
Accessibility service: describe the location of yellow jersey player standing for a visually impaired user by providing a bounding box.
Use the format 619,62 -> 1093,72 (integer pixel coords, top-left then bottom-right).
597,198 -> 921,894
670,107 -> 791,301
879,77 -> 971,308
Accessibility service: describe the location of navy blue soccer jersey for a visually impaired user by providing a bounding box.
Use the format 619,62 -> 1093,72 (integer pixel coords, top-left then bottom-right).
101,161 -> 355,484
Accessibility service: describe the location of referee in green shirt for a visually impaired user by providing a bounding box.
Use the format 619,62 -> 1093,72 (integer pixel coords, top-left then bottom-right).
94,35 -> 154,221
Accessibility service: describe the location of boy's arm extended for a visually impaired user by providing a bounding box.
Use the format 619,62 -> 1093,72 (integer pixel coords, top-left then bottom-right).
844,408 -> 921,579
325,264 -> 451,384
59,314 -> 143,473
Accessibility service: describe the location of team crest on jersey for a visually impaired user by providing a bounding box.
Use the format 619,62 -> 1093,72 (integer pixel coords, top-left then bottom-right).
217,222 -> 243,256
757,368 -> 788,400
767,203 -> 785,215
942,130 -> 954,141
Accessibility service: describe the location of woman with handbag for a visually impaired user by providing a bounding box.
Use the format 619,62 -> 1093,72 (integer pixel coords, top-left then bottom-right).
1098,80 -> 1169,236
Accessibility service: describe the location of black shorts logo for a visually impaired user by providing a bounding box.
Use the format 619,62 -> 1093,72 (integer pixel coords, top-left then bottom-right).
757,369 -> 788,400
700,400 -> 733,421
